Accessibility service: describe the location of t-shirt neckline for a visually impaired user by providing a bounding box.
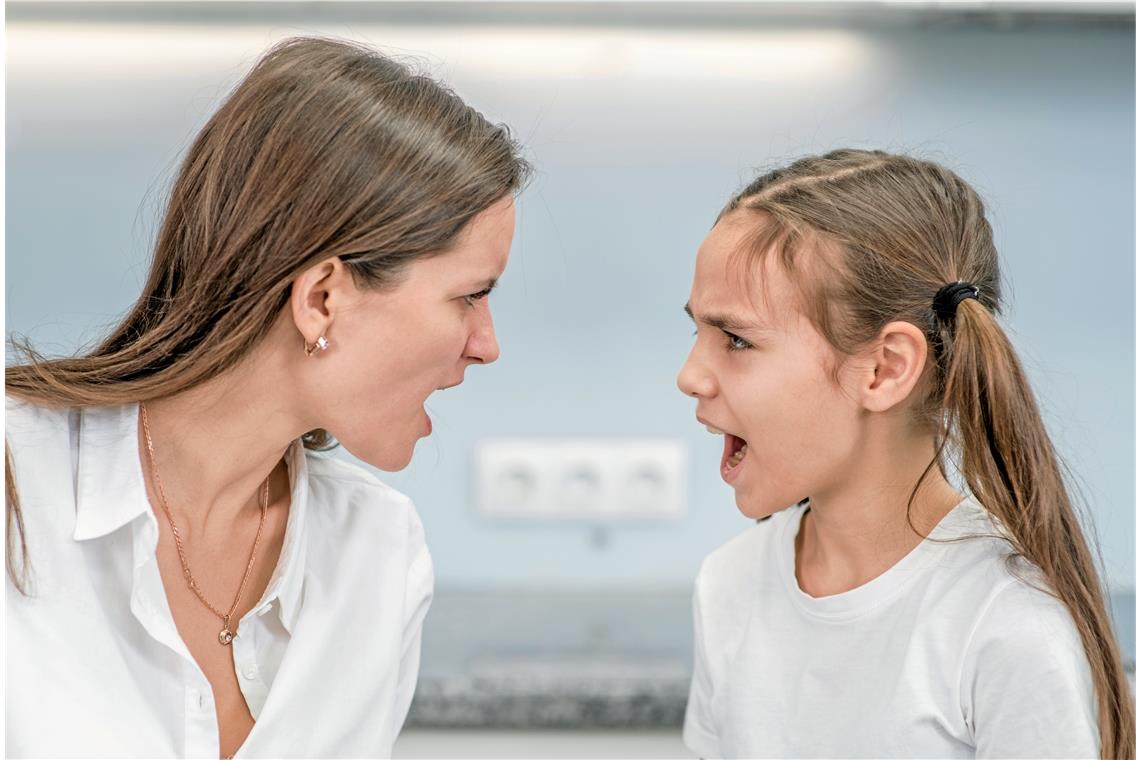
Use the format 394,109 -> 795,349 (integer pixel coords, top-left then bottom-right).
775,496 -> 982,621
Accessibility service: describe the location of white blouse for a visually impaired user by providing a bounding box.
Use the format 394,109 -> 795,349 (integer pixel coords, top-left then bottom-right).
5,398 -> 434,758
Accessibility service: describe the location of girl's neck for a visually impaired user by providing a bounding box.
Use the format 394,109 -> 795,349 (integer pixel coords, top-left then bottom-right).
794,422 -> 964,598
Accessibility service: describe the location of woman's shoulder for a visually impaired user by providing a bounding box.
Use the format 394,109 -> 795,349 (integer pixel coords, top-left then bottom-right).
304,449 -> 411,498
300,449 -> 423,537
4,396 -> 80,479
298,449 -> 432,603
5,395 -> 76,440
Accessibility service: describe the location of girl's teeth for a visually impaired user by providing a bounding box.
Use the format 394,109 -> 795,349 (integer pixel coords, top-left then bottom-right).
726,443 -> 748,469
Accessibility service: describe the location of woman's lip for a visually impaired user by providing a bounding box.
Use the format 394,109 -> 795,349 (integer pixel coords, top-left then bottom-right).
424,409 -> 432,435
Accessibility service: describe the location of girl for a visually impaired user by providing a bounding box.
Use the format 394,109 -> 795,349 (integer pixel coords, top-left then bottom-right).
6,37 -> 528,758
677,149 -> 1133,758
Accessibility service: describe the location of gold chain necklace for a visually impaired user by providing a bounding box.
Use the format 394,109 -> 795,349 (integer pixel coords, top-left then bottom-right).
139,402 -> 269,646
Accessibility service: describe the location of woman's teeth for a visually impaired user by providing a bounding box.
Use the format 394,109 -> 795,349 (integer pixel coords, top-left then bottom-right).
726,443 -> 748,470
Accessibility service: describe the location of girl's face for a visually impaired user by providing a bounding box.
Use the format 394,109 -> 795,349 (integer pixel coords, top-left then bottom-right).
314,196 -> 516,471
677,213 -> 867,519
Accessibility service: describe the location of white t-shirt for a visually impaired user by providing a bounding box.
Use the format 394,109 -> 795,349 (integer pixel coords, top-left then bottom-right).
6,398 -> 434,758
683,497 -> 1099,759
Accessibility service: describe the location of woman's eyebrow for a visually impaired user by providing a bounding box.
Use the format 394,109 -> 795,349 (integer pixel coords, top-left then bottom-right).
683,302 -> 765,332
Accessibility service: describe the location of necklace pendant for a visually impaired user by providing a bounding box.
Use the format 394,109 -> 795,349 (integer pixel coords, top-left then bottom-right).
218,628 -> 234,646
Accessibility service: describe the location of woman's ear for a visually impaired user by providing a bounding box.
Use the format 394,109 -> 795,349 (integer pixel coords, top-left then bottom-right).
858,320 -> 929,413
289,256 -> 353,348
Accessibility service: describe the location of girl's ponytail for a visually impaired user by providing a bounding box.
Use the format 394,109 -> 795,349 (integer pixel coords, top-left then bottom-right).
942,296 -> 1134,760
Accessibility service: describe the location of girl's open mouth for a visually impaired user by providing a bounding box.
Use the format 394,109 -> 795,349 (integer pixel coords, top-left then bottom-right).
721,433 -> 748,480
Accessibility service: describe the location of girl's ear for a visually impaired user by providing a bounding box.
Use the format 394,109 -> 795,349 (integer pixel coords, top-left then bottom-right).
858,320 -> 929,413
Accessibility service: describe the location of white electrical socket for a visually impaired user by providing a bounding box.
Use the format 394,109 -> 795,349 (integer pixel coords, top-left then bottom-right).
474,438 -> 686,520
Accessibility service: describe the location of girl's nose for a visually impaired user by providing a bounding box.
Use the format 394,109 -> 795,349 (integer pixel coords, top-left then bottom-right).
677,352 -> 715,399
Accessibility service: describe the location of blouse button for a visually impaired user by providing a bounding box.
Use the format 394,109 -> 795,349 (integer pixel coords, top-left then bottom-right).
241,663 -> 259,680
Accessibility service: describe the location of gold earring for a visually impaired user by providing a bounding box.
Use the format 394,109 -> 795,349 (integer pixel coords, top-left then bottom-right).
304,335 -> 329,357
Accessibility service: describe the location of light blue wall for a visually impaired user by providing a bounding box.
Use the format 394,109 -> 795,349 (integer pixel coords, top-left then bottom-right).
7,10 -> 1134,602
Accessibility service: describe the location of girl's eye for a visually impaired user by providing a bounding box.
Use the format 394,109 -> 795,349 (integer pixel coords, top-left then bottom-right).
464,287 -> 493,307
723,330 -> 752,352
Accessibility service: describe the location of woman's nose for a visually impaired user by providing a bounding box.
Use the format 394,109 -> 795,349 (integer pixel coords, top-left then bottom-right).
465,308 -> 500,365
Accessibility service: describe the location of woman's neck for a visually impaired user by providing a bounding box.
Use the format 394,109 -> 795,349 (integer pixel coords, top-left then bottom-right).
136,349 -> 309,538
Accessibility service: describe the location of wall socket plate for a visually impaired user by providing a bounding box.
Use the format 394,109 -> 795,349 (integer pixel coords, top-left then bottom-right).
475,438 -> 687,521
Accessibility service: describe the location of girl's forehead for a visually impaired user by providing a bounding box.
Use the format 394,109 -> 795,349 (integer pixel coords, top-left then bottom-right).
694,221 -> 795,321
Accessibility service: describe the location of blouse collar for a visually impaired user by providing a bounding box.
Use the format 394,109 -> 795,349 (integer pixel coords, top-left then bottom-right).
72,402 -> 309,633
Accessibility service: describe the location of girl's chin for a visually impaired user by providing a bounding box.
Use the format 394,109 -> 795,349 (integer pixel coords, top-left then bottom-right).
734,491 -> 784,521
737,495 -> 807,521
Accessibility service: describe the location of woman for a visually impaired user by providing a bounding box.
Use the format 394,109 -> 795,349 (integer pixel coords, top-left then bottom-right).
6,37 -> 529,758
678,149 -> 1132,758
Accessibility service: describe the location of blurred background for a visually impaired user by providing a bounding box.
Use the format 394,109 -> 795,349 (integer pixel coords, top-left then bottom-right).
6,1 -> 1135,756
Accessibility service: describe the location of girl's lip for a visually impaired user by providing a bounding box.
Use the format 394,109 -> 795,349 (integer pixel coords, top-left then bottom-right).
723,457 -> 743,484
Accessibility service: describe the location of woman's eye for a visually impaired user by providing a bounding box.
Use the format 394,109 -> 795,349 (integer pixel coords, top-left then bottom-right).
463,287 -> 493,306
723,331 -> 752,352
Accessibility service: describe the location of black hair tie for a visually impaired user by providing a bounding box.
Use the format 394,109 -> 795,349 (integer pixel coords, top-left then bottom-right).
932,281 -> 980,323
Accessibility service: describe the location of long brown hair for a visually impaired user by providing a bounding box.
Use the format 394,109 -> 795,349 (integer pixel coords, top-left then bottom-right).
722,149 -> 1133,760
6,36 -> 530,592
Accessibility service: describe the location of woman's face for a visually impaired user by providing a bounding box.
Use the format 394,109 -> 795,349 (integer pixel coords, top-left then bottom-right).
316,196 -> 516,470
676,212 -> 867,519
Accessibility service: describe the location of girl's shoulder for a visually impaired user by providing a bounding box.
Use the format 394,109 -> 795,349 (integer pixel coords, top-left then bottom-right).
958,549 -> 1087,656
699,503 -> 804,578
693,503 -> 804,613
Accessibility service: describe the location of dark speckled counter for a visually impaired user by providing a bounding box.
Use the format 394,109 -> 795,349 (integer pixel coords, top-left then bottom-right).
405,588 -> 1135,729
406,589 -> 691,729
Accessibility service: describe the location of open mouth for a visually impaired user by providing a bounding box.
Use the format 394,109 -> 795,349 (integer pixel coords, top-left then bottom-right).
721,433 -> 749,475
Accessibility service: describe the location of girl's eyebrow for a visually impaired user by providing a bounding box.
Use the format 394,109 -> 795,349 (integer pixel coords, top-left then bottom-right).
684,302 -> 768,332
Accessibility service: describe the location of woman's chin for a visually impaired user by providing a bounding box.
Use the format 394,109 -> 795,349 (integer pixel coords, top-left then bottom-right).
380,446 -> 417,472
340,440 -> 416,473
